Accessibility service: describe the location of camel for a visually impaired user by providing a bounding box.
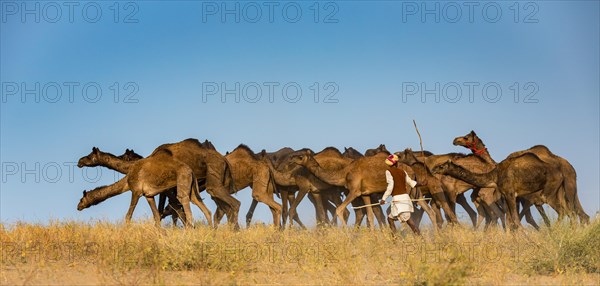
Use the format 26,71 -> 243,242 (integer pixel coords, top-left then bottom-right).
453,131 -> 589,225
210,145 -> 282,228
77,147 -> 212,226
289,150 -> 436,230
396,149 -> 461,227
392,150 -> 491,229
280,147 -> 360,227
342,147 -> 363,159
77,149 -> 208,228
250,147 -> 309,228
341,146 -> 400,228
149,139 -> 241,229
364,144 -> 389,156
408,149 -> 505,230
431,153 -> 566,230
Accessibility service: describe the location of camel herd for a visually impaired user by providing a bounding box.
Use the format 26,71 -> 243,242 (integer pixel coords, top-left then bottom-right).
76,131 -> 590,232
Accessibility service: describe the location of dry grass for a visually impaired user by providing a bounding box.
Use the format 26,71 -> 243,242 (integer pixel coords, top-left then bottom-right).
1,220 -> 599,285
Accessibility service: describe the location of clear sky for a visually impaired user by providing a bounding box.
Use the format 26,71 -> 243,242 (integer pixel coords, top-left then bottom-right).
1,1 -> 598,226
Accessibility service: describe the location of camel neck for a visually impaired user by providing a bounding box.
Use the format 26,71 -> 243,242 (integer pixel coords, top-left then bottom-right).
84,177 -> 129,206
99,153 -> 135,174
444,164 -> 497,188
302,157 -> 348,187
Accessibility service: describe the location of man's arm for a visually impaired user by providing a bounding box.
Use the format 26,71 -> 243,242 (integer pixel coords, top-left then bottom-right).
405,171 -> 417,188
381,170 -> 394,202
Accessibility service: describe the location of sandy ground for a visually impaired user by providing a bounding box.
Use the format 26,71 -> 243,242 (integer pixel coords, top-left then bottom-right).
2,263 -> 599,285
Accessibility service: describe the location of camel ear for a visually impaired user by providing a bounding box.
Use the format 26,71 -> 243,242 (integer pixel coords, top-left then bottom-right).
470,130 -> 476,136
92,147 -> 98,152
82,190 -> 87,195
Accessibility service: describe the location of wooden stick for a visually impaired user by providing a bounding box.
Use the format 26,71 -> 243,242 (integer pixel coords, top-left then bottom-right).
413,119 -> 425,158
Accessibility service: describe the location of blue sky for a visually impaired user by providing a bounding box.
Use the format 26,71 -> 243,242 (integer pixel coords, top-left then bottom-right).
1,1 -> 598,226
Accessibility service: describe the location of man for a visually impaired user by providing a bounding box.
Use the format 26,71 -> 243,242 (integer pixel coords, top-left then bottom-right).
379,154 -> 420,235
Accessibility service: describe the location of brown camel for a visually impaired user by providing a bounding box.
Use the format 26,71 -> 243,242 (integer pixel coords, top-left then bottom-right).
364,144 -> 389,156
342,147 -> 363,159
341,146 -> 399,228
282,147 -> 363,227
77,147 -> 212,226
431,153 -> 566,230
210,145 -> 282,228
289,150 -> 435,231
396,149 -> 461,227
77,149 -> 208,228
454,131 -> 589,225
252,147 -> 309,228
413,149 -> 504,230
149,139 -> 241,229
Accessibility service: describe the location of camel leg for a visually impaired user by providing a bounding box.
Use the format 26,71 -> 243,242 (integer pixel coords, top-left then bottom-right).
456,193 -> 477,227
190,187 -> 213,228
306,193 -> 324,224
286,191 -> 306,228
535,205 -> 551,227
145,196 -> 162,227
125,193 -> 141,224
336,191 -> 360,227
310,192 -> 328,226
352,197 -> 366,227
329,192 -> 350,225
288,188 -> 308,227
431,202 -> 444,229
251,190 -> 282,229
371,193 -> 387,227
361,195 -> 376,231
281,189 -> 289,226
246,199 -> 259,227
416,199 -> 437,234
176,175 -> 195,229
158,193 -> 167,217
431,189 -> 460,225
412,205 -> 425,227
503,192 -> 521,231
519,200 -> 540,230
205,165 -> 240,229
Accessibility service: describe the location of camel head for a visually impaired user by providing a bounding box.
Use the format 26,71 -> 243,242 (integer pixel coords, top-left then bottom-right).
453,130 -> 478,147
365,144 -> 389,156
396,148 -> 418,165
431,159 -> 453,175
288,149 -> 314,166
342,147 -> 363,159
118,149 -> 143,161
77,190 -> 90,211
77,147 -> 102,168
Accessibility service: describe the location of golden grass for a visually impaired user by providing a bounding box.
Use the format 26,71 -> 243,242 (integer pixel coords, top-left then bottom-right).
1,220 -> 599,285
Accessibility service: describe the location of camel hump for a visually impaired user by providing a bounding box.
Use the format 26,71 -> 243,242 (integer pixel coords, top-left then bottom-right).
154,148 -> 174,157
319,146 -> 342,155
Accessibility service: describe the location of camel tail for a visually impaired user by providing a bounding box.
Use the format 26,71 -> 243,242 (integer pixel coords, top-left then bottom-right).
267,168 -> 280,199
192,173 -> 202,202
223,158 -> 237,194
